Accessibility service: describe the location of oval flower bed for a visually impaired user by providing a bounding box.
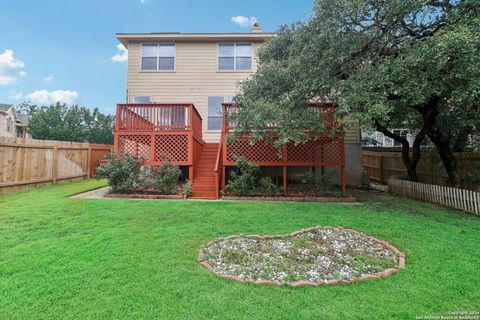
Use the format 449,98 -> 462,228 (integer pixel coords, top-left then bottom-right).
198,227 -> 405,286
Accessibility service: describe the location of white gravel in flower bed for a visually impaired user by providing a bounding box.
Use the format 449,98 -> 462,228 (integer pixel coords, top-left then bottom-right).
201,227 -> 401,284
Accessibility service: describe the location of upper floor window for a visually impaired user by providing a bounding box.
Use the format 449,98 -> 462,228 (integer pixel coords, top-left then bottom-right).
133,96 -> 151,104
6,118 -> 13,132
142,43 -> 175,71
218,43 -> 252,71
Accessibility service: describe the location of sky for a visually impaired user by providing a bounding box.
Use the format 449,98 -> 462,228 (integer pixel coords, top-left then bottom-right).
0,0 -> 314,115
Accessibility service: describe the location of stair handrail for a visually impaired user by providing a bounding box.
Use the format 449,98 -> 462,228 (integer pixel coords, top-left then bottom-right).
214,133 -> 224,199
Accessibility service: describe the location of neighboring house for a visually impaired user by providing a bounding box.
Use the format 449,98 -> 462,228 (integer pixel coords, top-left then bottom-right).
114,25 -> 362,198
0,104 -> 30,139
374,130 -> 415,147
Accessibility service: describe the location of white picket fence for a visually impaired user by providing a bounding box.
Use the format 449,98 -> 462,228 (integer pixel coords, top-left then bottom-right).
388,178 -> 480,216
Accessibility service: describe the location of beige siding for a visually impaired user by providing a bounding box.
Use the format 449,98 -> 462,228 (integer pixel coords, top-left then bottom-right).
126,41 -> 360,144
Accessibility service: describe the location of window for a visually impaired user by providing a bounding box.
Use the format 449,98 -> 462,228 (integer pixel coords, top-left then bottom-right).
6,118 -> 12,132
141,43 -> 175,71
218,43 -> 252,71
208,97 -> 223,130
133,96 -> 151,103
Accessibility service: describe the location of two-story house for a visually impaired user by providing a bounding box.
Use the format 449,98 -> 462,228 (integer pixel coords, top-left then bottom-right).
0,104 -> 30,139
114,25 -> 362,198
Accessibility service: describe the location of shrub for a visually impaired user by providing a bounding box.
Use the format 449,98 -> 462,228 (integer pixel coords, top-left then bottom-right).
94,152 -> 143,194
153,161 -> 181,195
183,179 -> 193,198
137,165 -> 156,190
257,177 -> 280,196
225,157 -> 280,196
225,157 -> 261,196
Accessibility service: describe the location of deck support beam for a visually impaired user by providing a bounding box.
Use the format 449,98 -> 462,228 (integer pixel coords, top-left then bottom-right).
283,166 -> 288,196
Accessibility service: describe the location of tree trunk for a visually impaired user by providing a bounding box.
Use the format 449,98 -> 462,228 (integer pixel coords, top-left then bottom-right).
421,97 -> 460,187
407,126 -> 427,182
375,120 -> 424,181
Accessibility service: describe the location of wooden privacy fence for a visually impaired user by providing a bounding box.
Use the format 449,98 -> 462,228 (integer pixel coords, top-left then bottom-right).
388,178 -> 480,216
363,148 -> 480,191
0,137 -> 112,193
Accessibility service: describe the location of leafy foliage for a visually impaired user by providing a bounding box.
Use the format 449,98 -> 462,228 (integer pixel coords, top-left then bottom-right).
183,180 -> 193,198
225,157 -> 280,196
235,0 -> 480,186
152,161 -> 181,195
95,155 -> 181,195
26,103 -> 114,144
257,177 -> 279,196
94,152 -> 143,194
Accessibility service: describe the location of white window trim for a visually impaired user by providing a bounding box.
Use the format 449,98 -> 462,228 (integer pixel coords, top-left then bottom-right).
205,97 -> 226,133
140,42 -> 176,72
133,96 -> 151,104
217,43 -> 253,72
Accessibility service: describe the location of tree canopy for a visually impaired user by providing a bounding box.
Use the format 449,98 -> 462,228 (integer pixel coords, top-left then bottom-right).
25,103 -> 114,144
234,0 -> 480,186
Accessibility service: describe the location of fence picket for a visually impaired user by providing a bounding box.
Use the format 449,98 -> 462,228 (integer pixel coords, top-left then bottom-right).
388,178 -> 479,216
363,149 -> 480,191
0,137 -> 112,194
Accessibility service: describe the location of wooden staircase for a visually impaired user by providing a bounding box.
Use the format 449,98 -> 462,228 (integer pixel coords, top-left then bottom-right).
191,143 -> 219,199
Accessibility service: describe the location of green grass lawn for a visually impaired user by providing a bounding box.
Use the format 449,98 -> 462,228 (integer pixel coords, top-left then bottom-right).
1,180 -> 479,319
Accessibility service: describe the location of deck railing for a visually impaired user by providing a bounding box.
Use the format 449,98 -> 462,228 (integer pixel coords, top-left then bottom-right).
114,103 -> 204,167
222,103 -> 339,133
220,102 -> 346,193
116,103 -> 203,139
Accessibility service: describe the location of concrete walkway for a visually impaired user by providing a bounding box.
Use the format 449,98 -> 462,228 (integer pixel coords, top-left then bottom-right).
70,186 -> 109,199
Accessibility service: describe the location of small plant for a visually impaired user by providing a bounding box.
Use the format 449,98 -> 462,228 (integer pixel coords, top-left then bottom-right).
94,152 -> 143,194
183,179 -> 193,198
153,161 -> 181,195
225,157 -> 280,196
137,165 -> 156,190
225,157 -> 261,196
257,177 -> 280,196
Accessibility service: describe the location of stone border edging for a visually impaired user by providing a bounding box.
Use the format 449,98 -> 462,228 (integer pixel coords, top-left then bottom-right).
198,226 -> 405,287
104,193 -> 184,199
221,196 -> 356,202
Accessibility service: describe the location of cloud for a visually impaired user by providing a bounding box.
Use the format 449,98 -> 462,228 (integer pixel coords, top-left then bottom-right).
111,44 -> 128,62
44,73 -> 54,82
0,49 -> 26,85
139,0 -> 146,3
9,90 -> 23,100
231,16 -> 257,27
25,90 -> 80,105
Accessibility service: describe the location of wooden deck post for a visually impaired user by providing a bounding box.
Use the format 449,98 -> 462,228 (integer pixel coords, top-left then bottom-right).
149,133 -> 156,165
189,166 -> 194,182
341,165 -> 346,194
221,166 -> 226,190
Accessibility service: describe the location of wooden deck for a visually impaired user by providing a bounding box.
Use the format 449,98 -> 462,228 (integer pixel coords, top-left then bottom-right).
114,103 -> 346,198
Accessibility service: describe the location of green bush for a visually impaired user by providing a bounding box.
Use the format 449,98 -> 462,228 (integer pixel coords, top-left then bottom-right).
152,161 -> 181,195
94,152 -> 143,194
257,177 -> 280,196
183,179 -> 193,198
225,157 -> 261,196
225,157 -> 280,196
137,166 -> 155,190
